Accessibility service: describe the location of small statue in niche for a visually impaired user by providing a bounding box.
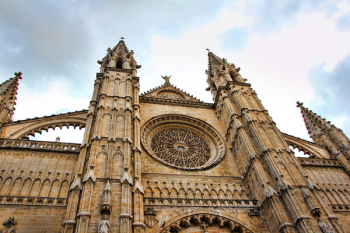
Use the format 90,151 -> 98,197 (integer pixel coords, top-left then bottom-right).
98,215 -> 110,233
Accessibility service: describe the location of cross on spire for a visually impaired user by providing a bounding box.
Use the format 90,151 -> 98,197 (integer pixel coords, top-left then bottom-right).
120,37 -> 125,40
206,48 -> 210,52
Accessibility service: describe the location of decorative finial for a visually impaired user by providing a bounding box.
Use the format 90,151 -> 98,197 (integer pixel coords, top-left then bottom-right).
14,72 -> 22,79
161,75 -> 171,86
206,48 -> 210,52
120,37 -> 125,40
296,101 -> 303,107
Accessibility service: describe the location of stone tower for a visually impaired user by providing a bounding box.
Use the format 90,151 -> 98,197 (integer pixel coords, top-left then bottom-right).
0,40 -> 349,233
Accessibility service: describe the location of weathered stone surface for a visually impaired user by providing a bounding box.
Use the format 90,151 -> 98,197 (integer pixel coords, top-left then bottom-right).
0,41 -> 349,233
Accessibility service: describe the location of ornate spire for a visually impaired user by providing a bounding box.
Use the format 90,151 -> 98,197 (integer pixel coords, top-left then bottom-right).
97,39 -> 141,73
297,102 -> 350,151
296,101 -> 334,139
0,72 -> 23,125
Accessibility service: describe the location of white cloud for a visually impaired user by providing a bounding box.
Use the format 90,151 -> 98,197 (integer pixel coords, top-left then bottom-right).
142,1 -> 350,141
14,80 -> 88,143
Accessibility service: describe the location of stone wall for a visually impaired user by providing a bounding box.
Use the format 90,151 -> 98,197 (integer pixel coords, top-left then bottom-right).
0,205 -> 66,233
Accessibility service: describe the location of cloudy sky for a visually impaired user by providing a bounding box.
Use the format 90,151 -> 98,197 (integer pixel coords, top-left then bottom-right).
1,0 -> 350,152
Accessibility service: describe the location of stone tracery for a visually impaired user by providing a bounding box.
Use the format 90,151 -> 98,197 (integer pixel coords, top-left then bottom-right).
141,115 -> 226,170
150,128 -> 211,169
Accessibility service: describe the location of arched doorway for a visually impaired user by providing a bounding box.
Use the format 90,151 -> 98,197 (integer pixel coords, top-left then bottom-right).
160,214 -> 254,233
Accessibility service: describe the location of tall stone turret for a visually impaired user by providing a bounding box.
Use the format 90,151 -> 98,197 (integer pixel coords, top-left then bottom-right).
206,51 -> 345,232
62,39 -> 143,233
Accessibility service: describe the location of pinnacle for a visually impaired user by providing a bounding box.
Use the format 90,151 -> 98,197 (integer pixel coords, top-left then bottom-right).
296,101 -> 336,138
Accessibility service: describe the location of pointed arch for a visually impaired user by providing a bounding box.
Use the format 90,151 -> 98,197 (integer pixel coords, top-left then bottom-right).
226,190 -> 233,199
194,189 -> 201,199
218,189 -> 226,199
49,180 -> 60,197
9,178 -> 22,196
29,178 -> 41,196
101,113 -> 112,138
178,188 -> 186,198
39,179 -> 51,197
187,189 -> 194,199
203,189 -> 210,199
161,188 -> 169,198
116,59 -> 123,68
159,212 -> 256,233
95,149 -> 108,178
210,189 -> 218,199
58,180 -> 69,198
0,177 -> 12,195
170,188 -> 177,198
153,187 -> 161,198
19,178 -> 32,196
144,187 -> 152,198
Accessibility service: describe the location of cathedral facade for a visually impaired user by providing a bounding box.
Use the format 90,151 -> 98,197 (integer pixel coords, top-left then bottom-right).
0,40 -> 349,233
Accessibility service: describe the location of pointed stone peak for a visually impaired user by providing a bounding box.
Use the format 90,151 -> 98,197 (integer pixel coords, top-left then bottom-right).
207,51 -> 240,78
0,72 -> 22,123
97,39 -> 141,70
296,101 -> 334,137
0,72 -> 22,99
140,77 -> 202,103
112,39 -> 129,54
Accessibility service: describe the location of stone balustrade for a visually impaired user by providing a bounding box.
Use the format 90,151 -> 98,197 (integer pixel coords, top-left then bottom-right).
298,158 -> 342,167
0,138 -> 80,153
144,197 -> 258,208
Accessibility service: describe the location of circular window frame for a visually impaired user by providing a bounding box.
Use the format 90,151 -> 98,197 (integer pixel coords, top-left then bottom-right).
141,114 -> 226,170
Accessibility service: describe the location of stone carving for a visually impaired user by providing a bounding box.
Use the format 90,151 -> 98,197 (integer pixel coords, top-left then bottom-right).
161,75 -> 171,85
144,208 -> 158,228
318,219 -> 334,233
98,215 -> 110,233
151,128 -> 211,169
158,92 -> 183,100
2,216 -> 17,229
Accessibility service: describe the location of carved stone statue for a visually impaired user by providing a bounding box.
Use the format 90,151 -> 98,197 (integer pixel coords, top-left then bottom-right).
318,218 -> 334,233
161,75 -> 171,85
98,215 -> 110,233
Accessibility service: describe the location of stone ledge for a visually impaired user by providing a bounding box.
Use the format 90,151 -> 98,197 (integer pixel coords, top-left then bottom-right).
144,197 -> 258,208
0,195 -> 68,206
0,138 -> 81,153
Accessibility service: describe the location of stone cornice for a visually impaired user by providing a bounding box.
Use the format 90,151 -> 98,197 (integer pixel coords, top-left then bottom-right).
140,96 -> 213,109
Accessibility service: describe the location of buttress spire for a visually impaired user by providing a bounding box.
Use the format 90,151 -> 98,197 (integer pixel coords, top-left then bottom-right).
297,101 -> 334,137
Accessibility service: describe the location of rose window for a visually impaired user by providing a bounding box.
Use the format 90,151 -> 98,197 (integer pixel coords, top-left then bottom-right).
141,115 -> 226,170
150,128 -> 211,168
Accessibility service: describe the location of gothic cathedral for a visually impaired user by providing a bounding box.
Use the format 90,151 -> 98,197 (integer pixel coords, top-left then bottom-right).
0,40 -> 349,233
